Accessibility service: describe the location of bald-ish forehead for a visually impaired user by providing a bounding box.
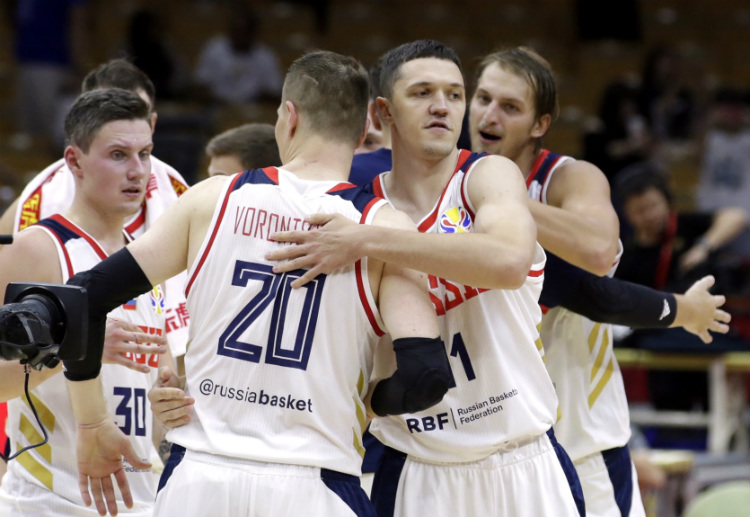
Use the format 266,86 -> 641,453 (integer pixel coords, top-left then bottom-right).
396,58 -> 464,88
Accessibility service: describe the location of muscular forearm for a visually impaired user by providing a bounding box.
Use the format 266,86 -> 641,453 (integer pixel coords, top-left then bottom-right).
530,201 -> 618,276
362,225 -> 533,289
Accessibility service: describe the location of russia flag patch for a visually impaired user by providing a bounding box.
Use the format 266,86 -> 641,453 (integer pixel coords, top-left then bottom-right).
123,299 -> 137,310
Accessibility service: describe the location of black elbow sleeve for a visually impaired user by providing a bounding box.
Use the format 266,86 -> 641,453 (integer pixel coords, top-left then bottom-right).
62,248 -> 154,381
562,274 -> 677,329
370,336 -> 453,417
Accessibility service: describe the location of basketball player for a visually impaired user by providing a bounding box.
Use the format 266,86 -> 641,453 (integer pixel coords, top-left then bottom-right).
54,51 -> 451,517
0,89 -> 169,516
204,123 -> 281,177
268,40 -> 580,517
0,58 -> 191,360
468,48 -> 729,517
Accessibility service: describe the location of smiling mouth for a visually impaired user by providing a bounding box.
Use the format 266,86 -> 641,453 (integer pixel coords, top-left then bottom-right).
479,131 -> 501,142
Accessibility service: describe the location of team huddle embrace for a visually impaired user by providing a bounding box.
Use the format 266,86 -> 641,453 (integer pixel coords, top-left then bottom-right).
0,39 -> 730,517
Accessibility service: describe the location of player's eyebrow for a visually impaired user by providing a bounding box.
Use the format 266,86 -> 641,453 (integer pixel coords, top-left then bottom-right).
406,81 -> 464,89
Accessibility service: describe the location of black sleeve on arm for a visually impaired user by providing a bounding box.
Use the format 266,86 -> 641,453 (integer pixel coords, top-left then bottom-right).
62,248 -> 153,381
370,337 -> 453,417
561,272 -> 677,329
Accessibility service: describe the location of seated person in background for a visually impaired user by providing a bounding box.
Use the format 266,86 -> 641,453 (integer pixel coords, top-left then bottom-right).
193,6 -> 282,105
205,123 -> 281,177
614,163 -> 749,412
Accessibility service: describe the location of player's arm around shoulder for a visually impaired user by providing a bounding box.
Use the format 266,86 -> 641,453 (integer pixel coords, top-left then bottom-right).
534,159 -> 619,275
466,154 -> 537,288
127,174 -> 229,287
369,205 -> 439,341
0,228 -> 64,400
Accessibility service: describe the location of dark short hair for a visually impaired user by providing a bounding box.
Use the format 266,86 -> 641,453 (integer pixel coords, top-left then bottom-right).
476,47 -> 558,122
282,50 -> 369,145
206,123 -> 281,169
82,59 -> 156,110
65,89 -> 151,152
379,40 -> 462,100
614,162 -> 673,205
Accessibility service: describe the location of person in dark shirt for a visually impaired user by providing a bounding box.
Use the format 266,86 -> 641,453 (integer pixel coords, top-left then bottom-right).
614,163 -> 748,415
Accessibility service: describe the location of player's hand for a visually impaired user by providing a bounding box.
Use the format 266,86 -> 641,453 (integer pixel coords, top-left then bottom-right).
266,213 -> 365,287
103,318 -> 167,373
676,275 -> 731,343
76,419 -> 151,516
148,366 -> 194,429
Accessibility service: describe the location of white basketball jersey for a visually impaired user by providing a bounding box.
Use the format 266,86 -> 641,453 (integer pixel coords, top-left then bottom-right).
4,215 -> 163,512
527,150 -> 631,460
171,167 -> 388,477
13,156 -> 191,356
368,150 -> 558,463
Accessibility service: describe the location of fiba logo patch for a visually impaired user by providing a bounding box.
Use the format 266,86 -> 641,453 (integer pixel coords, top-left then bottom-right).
439,206 -> 472,233
150,286 -> 165,315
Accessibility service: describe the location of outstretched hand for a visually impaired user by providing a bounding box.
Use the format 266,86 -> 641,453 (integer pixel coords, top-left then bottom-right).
76,419 -> 151,516
677,275 -> 731,343
103,318 -> 167,373
148,366 -> 194,429
266,213 -> 365,287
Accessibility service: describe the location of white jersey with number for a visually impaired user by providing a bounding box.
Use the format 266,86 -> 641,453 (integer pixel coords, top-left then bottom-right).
528,149 -> 631,461
368,150 -> 557,463
13,156 -> 191,356
2,215 -> 163,514
170,167 -> 388,477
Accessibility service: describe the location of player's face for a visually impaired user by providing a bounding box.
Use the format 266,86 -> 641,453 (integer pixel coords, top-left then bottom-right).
76,119 -> 153,217
470,62 -> 540,163
623,186 -> 670,238
388,58 -> 465,159
208,154 -> 244,176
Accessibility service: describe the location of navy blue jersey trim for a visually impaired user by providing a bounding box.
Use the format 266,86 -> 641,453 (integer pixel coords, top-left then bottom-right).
457,150 -> 487,173
327,184 -> 381,215
231,168 -> 278,191
530,151 -> 564,188
34,218 -> 80,245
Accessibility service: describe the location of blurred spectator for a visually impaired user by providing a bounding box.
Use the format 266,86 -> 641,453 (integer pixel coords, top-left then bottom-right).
123,8 -> 184,100
6,0 -> 90,142
205,123 -> 280,177
194,6 -> 282,105
696,88 -> 750,213
614,163 -> 749,414
615,163 -> 748,294
584,80 -> 651,180
639,47 -> 696,142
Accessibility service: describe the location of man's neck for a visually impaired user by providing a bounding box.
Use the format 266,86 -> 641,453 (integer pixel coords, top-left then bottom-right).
282,135 -> 354,183
385,142 -> 461,222
65,200 -> 128,255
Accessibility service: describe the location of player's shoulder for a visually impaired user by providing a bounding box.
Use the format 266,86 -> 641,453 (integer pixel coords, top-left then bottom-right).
471,153 -> 523,177
0,224 -> 60,275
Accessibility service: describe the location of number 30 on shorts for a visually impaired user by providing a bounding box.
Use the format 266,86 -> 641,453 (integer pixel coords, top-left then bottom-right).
217,260 -> 326,371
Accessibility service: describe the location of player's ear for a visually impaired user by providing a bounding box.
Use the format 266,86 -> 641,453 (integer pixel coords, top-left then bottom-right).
286,101 -> 299,137
531,113 -> 551,139
368,101 -> 383,131
64,145 -> 85,179
376,97 -> 394,126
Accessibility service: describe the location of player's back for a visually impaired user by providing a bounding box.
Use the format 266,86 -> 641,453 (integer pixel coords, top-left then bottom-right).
172,167 -> 387,476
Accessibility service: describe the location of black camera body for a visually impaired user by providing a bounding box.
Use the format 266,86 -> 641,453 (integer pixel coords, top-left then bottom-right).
0,283 -> 88,370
